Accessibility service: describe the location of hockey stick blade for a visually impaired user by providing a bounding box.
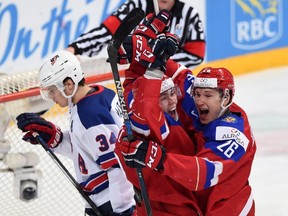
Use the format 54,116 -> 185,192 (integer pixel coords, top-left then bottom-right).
112,8 -> 145,49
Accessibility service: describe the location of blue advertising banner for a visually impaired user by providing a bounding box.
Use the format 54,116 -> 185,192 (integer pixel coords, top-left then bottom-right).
206,0 -> 288,61
0,0 -> 125,74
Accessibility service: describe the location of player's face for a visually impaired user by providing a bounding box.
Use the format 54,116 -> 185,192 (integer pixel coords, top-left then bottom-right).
159,87 -> 178,120
158,0 -> 175,11
193,88 -> 223,124
42,85 -> 68,107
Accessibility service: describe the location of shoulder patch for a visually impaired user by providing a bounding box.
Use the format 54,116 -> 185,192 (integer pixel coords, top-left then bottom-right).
215,126 -> 249,151
222,116 -> 236,123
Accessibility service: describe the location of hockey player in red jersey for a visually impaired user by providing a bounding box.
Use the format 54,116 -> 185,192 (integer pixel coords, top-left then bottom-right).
115,73 -> 202,215
113,10 -> 202,216
119,66 -> 256,216
165,67 -> 256,215
16,51 -> 136,216
66,0 -> 205,68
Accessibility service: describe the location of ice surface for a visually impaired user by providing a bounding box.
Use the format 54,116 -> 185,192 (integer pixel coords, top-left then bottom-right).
234,66 -> 288,216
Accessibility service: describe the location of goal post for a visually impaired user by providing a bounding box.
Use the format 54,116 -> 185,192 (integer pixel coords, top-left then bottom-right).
0,57 -> 127,216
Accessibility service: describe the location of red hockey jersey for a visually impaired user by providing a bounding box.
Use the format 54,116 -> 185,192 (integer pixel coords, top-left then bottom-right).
115,64 -> 202,215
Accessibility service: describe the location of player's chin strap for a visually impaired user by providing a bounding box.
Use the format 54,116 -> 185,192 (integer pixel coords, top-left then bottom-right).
218,89 -> 233,118
61,83 -> 79,108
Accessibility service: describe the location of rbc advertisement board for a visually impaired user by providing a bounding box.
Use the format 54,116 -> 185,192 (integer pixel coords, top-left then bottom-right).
0,0 -> 125,74
206,0 -> 288,61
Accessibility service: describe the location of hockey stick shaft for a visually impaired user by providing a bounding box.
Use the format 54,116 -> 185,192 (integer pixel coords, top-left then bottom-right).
107,8 -> 153,216
31,132 -> 102,216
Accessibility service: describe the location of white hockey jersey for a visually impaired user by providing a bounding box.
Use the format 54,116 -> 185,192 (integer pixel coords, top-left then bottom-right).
54,85 -> 135,212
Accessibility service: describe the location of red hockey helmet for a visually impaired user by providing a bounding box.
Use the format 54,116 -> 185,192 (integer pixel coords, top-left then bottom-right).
194,67 -> 235,100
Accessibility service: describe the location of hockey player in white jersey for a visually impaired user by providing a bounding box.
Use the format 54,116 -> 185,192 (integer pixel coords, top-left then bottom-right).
16,50 -> 136,216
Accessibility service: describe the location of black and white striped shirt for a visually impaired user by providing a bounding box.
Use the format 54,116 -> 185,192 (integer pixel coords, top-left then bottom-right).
68,0 -> 206,68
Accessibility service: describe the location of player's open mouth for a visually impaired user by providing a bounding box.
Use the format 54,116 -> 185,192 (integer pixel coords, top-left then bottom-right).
168,108 -> 177,119
199,109 -> 209,118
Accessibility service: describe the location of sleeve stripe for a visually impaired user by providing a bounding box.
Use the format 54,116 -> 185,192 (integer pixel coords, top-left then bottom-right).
98,152 -> 118,169
160,121 -> 170,140
102,15 -> 122,34
204,158 -> 223,188
240,191 -> 254,216
130,117 -> 151,137
100,158 -> 119,170
81,172 -> 109,194
195,157 -> 200,190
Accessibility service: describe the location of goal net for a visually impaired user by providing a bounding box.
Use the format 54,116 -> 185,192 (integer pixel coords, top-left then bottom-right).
0,57 -> 127,216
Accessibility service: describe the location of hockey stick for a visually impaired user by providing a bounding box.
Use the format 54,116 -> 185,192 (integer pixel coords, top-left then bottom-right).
107,8 -> 153,216
31,132 -> 102,216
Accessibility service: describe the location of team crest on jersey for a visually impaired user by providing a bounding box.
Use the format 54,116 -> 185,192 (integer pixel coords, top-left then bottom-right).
222,116 -> 236,123
231,0 -> 282,50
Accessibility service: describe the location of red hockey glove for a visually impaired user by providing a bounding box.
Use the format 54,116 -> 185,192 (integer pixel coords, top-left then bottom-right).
120,137 -> 166,170
117,10 -> 176,75
118,33 -> 179,76
117,10 -> 171,65
134,10 -> 171,40
16,113 -> 63,148
139,33 -> 180,71
117,34 -> 148,65
139,33 -> 167,71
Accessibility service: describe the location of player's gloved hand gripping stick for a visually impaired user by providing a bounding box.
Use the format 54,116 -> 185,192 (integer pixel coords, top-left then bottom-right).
107,8 -> 153,216
16,113 -> 103,216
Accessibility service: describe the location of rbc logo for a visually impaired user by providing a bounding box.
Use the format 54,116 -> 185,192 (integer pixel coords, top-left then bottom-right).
231,0 -> 282,50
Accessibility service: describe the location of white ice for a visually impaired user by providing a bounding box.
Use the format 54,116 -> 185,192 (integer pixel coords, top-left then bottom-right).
234,65 -> 288,216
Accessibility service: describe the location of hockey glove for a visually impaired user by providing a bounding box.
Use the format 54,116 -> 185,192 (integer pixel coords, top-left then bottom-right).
139,33 -> 180,72
120,137 -> 166,171
117,10 -> 171,65
165,33 -> 180,56
134,10 -> 171,40
118,35 -> 133,64
16,113 -> 63,148
118,34 -> 148,65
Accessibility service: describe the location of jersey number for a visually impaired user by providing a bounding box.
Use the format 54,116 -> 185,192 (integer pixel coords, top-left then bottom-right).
96,132 -> 117,152
78,132 -> 117,174
217,140 -> 239,158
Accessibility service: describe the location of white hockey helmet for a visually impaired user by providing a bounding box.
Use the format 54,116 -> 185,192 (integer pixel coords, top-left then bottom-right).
160,76 -> 174,94
39,50 -> 84,100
